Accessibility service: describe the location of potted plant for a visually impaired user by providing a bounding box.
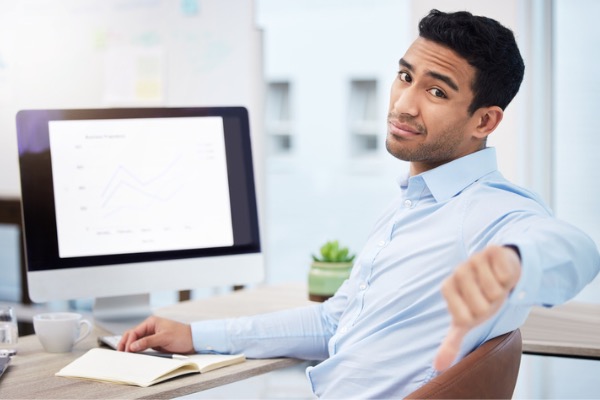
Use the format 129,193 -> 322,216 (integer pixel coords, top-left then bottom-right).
308,240 -> 355,302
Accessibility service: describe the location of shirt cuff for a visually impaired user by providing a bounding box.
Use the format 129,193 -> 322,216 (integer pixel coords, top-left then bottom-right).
190,319 -> 231,354
505,241 -> 543,306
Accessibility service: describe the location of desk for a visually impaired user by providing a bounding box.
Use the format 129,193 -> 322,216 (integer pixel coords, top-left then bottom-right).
0,284 -> 313,400
521,302 -> 600,360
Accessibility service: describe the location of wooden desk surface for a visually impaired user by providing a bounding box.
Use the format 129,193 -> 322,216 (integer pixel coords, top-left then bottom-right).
521,301 -> 600,359
0,284 -> 314,400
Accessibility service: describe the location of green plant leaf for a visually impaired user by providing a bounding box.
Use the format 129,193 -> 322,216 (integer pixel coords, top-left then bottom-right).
314,240 -> 355,262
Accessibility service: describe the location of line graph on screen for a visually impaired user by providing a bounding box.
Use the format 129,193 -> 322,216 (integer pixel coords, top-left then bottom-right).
49,116 -> 234,258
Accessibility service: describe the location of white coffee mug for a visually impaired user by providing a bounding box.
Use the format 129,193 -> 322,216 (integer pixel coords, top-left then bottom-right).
33,312 -> 92,353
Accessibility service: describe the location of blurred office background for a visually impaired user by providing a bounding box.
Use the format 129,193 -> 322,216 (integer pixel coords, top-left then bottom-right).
0,0 -> 599,398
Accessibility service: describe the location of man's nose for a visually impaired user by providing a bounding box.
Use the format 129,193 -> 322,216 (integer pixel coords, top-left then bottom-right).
391,86 -> 419,117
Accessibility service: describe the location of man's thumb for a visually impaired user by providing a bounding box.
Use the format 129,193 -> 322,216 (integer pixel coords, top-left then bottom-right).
433,325 -> 466,371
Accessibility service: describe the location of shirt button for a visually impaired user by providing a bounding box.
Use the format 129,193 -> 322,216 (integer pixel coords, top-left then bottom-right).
404,199 -> 412,208
359,283 -> 367,290
340,326 -> 348,334
517,291 -> 526,300
378,240 -> 386,247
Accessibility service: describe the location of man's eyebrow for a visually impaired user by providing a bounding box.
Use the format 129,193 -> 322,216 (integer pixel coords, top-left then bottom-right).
428,71 -> 459,92
399,58 -> 413,70
398,58 -> 459,92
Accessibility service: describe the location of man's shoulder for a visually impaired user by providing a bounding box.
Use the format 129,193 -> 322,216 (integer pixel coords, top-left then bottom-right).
462,172 -> 551,214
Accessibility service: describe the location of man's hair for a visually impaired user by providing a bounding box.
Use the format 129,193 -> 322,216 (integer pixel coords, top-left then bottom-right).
418,9 -> 525,115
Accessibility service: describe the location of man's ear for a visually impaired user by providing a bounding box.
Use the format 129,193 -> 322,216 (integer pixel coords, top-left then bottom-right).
473,106 -> 503,139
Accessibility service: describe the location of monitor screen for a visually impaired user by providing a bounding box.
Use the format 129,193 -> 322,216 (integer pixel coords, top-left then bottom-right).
16,107 -> 264,331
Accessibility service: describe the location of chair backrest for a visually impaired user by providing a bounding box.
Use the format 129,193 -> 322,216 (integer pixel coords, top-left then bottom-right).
406,329 -> 522,399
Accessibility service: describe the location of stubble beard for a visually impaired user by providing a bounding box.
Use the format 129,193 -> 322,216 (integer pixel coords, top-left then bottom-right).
385,114 -> 468,165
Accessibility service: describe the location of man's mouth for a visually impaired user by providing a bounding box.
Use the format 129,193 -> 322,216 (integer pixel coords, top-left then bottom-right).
387,119 -> 424,139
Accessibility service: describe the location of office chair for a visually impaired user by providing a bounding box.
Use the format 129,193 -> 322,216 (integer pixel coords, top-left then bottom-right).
406,329 -> 522,399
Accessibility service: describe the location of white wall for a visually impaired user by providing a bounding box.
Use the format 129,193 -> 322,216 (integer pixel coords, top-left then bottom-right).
257,0 -> 411,283
553,0 -> 600,257
0,0 -> 263,197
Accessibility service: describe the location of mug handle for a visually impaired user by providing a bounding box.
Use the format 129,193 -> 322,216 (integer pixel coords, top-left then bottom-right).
75,319 -> 93,345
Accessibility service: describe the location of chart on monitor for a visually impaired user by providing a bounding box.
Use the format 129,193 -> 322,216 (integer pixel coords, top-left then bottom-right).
49,116 -> 234,259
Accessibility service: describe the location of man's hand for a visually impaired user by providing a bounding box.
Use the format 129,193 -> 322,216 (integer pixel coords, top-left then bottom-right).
117,316 -> 194,354
434,245 -> 521,371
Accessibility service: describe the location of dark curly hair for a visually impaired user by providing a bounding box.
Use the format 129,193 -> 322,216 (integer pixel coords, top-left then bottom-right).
418,9 -> 525,115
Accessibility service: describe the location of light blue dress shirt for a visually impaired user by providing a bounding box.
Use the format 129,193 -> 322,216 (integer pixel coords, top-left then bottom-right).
191,148 -> 600,398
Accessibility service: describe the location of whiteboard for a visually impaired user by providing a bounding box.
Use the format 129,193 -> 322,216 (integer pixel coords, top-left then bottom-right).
0,0 -> 263,196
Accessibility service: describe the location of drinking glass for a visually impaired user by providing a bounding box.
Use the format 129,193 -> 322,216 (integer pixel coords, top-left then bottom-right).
0,306 -> 18,356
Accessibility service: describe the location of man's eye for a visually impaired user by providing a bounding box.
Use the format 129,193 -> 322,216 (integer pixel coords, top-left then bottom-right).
428,88 -> 447,98
398,71 -> 412,83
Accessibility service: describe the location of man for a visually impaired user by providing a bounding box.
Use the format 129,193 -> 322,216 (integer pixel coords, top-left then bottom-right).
120,9 -> 599,398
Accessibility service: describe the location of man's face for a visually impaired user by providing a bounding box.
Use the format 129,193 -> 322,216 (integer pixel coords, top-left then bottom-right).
386,37 -> 482,175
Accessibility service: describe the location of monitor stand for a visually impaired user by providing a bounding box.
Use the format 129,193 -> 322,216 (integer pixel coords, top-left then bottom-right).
93,294 -> 152,334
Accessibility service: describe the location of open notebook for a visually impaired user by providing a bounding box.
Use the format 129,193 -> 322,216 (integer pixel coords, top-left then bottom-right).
56,348 -> 245,387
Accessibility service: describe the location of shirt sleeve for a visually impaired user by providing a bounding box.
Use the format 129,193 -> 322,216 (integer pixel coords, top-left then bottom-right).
463,193 -> 599,307
502,215 -> 600,307
190,302 -> 340,360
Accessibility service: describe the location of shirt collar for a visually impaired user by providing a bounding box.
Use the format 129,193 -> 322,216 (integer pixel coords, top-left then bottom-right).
398,148 -> 498,203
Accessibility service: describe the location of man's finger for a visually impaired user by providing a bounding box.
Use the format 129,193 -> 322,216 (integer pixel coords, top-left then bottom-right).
130,332 -> 167,352
129,336 -> 150,352
117,331 -> 136,352
434,325 -> 467,371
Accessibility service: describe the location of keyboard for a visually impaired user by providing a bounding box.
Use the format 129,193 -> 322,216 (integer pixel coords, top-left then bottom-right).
97,335 -> 122,350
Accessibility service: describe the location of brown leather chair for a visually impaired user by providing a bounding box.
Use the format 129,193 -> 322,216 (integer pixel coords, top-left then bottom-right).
406,329 -> 522,399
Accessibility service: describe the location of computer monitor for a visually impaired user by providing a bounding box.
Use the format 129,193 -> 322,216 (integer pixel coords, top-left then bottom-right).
16,107 -> 264,333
